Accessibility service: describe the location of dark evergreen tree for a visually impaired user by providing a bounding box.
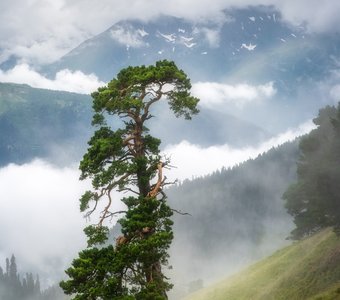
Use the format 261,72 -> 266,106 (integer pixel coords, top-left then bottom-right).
6,257 -> 9,277
9,254 -> 17,281
0,255 -> 45,300
42,284 -> 70,300
35,274 -> 41,295
60,60 -> 199,299
283,103 -> 340,239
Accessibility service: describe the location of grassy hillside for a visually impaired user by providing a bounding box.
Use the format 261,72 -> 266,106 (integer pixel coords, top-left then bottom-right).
184,228 -> 340,300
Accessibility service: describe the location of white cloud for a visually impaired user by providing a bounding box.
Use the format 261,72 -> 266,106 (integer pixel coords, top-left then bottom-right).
0,64 -> 105,94
163,120 -> 315,182
110,25 -> 148,48
272,0 -> 340,33
330,84 -> 340,101
0,0 -> 89,65
192,81 -> 276,109
0,160 -> 86,285
200,27 -> 222,48
0,159 -> 126,287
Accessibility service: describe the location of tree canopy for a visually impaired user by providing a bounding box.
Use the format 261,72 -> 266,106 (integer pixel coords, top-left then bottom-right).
283,103 -> 340,239
60,60 -> 199,299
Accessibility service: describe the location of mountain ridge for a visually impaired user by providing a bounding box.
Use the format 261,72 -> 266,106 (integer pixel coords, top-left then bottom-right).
0,82 -> 270,166
39,5 -> 340,133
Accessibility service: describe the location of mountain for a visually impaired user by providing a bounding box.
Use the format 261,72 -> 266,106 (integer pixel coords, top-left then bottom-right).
184,228 -> 340,300
164,140 -> 299,298
0,82 -> 269,166
45,7 -> 336,86
42,6 -> 340,132
0,82 -> 92,166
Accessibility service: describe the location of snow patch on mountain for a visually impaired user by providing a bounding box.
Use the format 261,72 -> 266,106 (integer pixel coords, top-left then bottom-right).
137,28 -> 149,37
183,42 -> 196,48
157,31 -> 197,49
158,32 -> 176,43
241,43 -> 257,51
179,36 -> 196,48
180,36 -> 194,42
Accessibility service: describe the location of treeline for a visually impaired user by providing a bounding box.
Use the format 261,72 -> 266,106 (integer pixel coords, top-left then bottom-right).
0,255 -> 68,300
0,255 -> 40,300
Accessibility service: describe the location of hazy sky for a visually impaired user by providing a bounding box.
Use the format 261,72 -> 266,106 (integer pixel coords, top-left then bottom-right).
0,0 -> 338,290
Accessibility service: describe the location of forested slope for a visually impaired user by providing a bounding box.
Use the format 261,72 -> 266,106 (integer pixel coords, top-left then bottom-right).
167,140 -> 299,296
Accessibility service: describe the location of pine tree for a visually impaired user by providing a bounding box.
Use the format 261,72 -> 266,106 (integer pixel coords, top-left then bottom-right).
35,274 -> 41,295
26,272 -> 35,295
6,257 -> 9,277
9,255 -> 17,281
60,60 -> 199,299
283,103 -> 340,239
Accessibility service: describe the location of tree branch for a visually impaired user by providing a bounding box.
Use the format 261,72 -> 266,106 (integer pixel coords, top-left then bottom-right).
171,208 -> 191,216
147,162 -> 164,198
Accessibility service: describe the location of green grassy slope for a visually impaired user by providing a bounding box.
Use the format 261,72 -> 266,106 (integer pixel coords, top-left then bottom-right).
184,228 -> 340,300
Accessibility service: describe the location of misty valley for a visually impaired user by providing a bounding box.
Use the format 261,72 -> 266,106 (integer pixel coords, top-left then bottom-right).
1,79 -> 340,299
1,3 -> 340,300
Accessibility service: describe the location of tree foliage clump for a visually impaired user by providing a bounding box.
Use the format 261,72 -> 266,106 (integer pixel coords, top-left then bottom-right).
60,60 -> 199,299
283,104 -> 340,239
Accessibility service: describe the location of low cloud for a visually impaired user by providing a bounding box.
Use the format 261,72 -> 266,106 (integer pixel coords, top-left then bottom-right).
0,119 -> 314,287
110,25 -> 148,48
163,120 -> 314,182
0,160 -> 125,287
0,64 -> 105,94
0,160 -> 87,286
198,27 -> 222,48
192,81 -> 276,109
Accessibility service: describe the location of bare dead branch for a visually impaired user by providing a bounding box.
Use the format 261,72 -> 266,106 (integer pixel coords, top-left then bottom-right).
171,208 -> 191,216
